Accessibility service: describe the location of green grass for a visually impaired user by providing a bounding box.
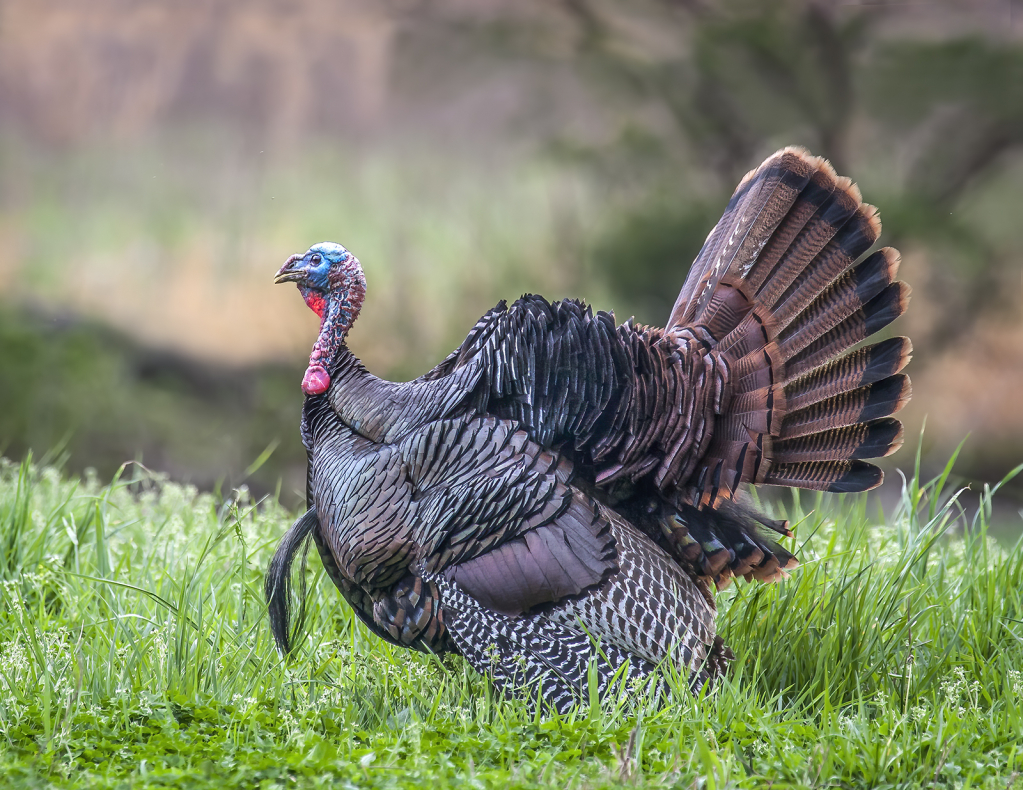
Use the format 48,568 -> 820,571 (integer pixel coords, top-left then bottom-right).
1,450 -> 1022,789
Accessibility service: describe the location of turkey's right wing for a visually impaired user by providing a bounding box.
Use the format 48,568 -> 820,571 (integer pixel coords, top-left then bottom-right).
308,401 -> 721,703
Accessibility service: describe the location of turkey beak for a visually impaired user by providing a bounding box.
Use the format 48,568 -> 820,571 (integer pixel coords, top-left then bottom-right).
274,254 -> 305,284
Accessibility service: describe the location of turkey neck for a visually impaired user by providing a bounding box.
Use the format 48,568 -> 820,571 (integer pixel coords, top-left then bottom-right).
303,286 -> 364,395
316,290 -> 361,363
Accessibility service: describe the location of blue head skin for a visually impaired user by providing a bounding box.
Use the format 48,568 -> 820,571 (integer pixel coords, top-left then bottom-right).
275,242 -> 367,395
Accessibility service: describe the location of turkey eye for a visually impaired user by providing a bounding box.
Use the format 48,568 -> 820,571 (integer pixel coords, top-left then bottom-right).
311,254 -> 322,264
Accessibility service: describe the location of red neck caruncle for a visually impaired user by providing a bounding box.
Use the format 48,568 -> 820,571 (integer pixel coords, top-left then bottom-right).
301,264 -> 366,396
299,287 -> 327,319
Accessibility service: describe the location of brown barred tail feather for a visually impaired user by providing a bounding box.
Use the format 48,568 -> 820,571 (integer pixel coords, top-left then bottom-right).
656,148 -> 911,584
763,459 -> 884,492
666,147 -> 911,510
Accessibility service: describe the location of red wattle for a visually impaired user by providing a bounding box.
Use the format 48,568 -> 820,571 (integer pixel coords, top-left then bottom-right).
303,291 -> 327,319
302,365 -> 331,395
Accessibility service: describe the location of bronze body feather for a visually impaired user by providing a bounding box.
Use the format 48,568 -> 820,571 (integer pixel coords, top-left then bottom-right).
266,148 -> 912,713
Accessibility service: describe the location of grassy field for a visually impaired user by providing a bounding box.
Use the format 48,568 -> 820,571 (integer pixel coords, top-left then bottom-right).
1,449 -> 1022,789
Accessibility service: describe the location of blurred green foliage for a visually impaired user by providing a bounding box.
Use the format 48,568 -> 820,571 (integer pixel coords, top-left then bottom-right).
590,197 -> 720,325
0,305 -> 307,506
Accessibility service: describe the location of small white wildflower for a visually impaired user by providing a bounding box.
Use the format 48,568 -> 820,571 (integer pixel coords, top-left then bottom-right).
940,667 -> 970,716
152,629 -> 168,665
1,641 -> 30,673
281,710 -> 298,729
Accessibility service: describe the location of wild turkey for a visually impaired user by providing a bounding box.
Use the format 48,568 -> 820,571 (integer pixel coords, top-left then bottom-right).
266,147 -> 912,713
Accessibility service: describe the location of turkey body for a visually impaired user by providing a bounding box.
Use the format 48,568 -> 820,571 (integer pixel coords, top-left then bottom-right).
267,148 -> 912,713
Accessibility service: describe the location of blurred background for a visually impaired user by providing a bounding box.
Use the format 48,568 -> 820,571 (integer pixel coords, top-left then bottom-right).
1,0 -> 1022,518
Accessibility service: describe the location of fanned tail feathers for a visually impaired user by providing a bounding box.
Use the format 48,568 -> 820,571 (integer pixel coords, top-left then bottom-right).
663,147 -> 912,585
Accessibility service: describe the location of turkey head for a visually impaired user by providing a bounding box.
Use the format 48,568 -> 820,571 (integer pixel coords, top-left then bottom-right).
275,241 -> 366,395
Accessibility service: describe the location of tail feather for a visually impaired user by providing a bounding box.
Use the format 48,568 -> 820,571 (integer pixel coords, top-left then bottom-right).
765,459 -> 884,492
783,336 -> 912,412
740,161 -> 838,295
662,499 -> 798,590
658,147 -> 911,581
775,241 -> 893,337
782,281 -> 911,377
772,418 -> 904,464
779,374 -> 911,439
776,258 -> 906,357
723,367 -> 910,437
771,207 -> 881,326
667,147 -> 818,329
751,177 -> 863,311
